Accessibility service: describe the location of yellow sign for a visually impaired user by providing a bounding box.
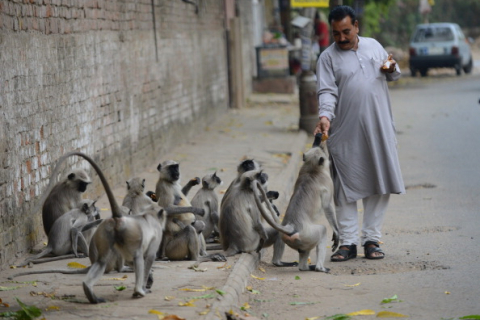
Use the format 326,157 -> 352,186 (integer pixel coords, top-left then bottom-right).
291,0 -> 329,8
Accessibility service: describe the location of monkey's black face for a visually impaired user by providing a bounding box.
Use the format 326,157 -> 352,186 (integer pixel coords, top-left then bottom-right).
214,176 -> 222,185
258,172 -> 268,185
168,165 -> 180,181
241,160 -> 256,173
78,181 -> 89,193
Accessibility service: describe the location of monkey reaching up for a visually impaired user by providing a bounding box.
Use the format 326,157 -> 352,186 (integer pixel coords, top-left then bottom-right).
190,172 -> 222,242
253,134 -> 339,272
42,169 -> 91,235
19,199 -> 102,267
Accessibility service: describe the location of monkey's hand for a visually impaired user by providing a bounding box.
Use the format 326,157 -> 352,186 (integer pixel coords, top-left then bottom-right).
190,177 -> 201,185
190,206 -> 205,217
266,190 -> 279,200
331,231 -> 339,252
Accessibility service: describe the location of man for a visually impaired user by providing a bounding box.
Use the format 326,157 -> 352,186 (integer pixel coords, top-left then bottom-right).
314,6 -> 405,261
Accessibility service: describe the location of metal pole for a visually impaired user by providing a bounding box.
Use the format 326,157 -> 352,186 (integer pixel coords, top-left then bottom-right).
298,8 -> 319,133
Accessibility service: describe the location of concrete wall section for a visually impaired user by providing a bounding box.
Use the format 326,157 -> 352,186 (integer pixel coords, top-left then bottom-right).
0,0 -> 229,268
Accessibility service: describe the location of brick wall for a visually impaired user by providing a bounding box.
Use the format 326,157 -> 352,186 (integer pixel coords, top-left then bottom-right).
0,0 -> 230,268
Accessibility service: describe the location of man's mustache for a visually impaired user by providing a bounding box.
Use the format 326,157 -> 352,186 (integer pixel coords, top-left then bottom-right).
339,40 -> 350,44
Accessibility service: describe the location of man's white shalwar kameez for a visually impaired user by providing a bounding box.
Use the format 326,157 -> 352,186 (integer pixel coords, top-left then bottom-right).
316,36 -> 405,246
317,36 -> 405,204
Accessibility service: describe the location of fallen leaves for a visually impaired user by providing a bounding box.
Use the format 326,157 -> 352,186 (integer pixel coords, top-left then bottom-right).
0,285 -> 24,291
376,311 -> 408,318
246,286 -> 260,295
179,286 -> 214,292
250,274 -> 265,280
380,294 -> 401,304
178,299 -> 197,307
347,309 -> 375,316
344,283 -> 361,287
67,262 -> 87,269
0,298 -> 42,320
103,274 -> 128,281
189,265 -> 208,272
149,309 -> 186,320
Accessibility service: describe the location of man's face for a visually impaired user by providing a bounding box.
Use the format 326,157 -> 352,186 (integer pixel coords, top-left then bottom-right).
331,16 -> 359,51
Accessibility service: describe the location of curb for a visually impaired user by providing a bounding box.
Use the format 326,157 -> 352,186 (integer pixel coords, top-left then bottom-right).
203,129 -> 310,319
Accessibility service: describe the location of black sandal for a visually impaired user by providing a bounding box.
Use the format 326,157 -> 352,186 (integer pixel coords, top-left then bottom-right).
331,244 -> 357,262
364,241 -> 385,260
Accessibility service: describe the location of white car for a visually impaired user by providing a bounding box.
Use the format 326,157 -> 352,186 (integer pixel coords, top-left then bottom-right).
408,23 -> 473,77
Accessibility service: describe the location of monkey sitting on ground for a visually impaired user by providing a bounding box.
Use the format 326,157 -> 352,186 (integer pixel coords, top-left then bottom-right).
42,168 -> 91,236
12,151 -> 206,302
252,133 -> 339,272
18,199 -> 102,267
190,172 -> 222,243
122,177 -> 156,215
218,169 -> 297,267
155,160 -> 225,265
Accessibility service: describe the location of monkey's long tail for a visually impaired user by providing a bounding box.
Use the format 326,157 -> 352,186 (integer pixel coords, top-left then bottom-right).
252,181 -> 296,236
8,267 -> 90,280
31,151 -> 124,219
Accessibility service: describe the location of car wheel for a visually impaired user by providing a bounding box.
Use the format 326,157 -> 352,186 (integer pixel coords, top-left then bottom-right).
419,68 -> 428,77
463,57 -> 473,74
455,64 -> 462,76
410,68 -> 417,77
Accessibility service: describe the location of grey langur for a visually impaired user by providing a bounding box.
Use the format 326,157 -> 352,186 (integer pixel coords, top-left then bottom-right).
252,133 -> 339,272
155,160 -> 226,266
218,169 -> 297,267
122,177 -> 156,215
42,168 -> 91,235
190,172 -> 222,242
18,199 -> 102,267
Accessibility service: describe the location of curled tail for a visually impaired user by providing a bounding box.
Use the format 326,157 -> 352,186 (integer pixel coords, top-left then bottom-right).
67,152 -> 123,218
45,152 -> 123,218
251,180 -> 296,236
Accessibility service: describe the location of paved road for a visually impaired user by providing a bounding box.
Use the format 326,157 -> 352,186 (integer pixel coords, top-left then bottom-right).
236,72 -> 480,320
0,95 -> 308,320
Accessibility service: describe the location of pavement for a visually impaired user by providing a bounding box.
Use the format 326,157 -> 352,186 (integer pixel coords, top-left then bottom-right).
0,93 -> 310,320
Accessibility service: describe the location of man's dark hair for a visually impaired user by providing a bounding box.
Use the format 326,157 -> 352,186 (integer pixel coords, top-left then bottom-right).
328,5 -> 357,25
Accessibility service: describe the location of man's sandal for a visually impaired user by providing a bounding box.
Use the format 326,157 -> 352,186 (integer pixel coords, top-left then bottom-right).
330,244 -> 357,262
364,241 -> 385,260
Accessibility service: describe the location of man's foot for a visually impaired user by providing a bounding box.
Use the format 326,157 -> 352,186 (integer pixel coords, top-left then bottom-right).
364,241 -> 385,259
330,244 -> 357,262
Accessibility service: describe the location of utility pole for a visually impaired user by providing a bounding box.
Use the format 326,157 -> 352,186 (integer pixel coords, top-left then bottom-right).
298,7 -> 318,133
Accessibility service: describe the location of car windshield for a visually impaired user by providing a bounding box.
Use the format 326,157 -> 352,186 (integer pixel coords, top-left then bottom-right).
413,27 -> 454,42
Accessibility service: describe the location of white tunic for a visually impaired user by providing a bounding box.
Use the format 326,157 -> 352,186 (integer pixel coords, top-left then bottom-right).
316,36 -> 405,203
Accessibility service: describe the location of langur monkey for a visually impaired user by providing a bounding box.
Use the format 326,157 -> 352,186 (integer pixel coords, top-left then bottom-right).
17,151 -> 205,303
252,133 -> 339,272
155,160 -> 225,265
122,177 -> 156,215
18,199 -> 102,267
221,159 -> 260,205
218,169 -> 297,267
190,172 -> 222,242
222,158 -> 279,210
42,169 -> 91,235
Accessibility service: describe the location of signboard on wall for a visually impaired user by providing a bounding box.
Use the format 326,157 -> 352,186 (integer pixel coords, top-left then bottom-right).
291,0 -> 329,8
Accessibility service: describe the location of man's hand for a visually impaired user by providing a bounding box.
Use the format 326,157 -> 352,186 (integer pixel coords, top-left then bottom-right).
381,54 -> 397,73
313,117 -> 330,136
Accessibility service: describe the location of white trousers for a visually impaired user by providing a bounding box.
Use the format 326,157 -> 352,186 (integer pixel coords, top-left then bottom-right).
336,190 -> 390,247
